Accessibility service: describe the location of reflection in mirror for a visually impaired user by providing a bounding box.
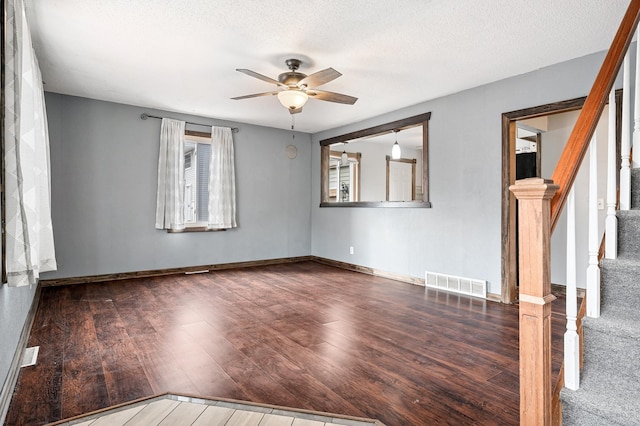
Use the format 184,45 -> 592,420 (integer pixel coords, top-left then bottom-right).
328,128 -> 422,201
386,155 -> 417,201
320,112 -> 431,207
328,150 -> 361,202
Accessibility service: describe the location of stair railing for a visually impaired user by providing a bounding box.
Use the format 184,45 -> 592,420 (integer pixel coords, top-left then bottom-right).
510,1 -> 640,424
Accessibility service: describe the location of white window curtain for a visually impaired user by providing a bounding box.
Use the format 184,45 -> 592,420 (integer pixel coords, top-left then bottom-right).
3,0 -> 57,286
207,126 -> 237,229
155,118 -> 186,230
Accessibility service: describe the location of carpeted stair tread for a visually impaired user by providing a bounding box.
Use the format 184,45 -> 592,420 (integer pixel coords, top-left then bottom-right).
561,327 -> 640,425
584,310 -> 640,339
562,400 -> 628,426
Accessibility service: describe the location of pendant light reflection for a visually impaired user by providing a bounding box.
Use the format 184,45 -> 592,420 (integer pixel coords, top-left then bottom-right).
341,143 -> 349,166
391,129 -> 401,159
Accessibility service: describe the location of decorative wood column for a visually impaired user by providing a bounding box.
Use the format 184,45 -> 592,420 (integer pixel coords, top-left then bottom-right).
510,178 -> 558,426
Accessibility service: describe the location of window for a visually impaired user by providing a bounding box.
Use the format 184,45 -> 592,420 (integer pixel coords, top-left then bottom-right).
183,132 -> 212,227
155,120 -> 237,232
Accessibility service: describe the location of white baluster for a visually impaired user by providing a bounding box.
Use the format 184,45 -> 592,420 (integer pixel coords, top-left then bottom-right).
621,52 -> 632,210
606,89 -> 618,259
634,34 -> 640,168
587,135 -> 601,319
564,187 -> 579,390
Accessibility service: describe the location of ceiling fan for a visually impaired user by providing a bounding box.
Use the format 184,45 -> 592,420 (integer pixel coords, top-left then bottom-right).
231,58 -> 358,114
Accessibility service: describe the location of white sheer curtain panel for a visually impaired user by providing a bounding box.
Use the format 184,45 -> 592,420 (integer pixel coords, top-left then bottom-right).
155,118 -> 186,230
207,126 -> 237,229
3,0 -> 57,287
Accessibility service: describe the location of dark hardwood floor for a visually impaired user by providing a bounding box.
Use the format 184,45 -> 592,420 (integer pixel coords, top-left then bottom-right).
6,261 -> 567,425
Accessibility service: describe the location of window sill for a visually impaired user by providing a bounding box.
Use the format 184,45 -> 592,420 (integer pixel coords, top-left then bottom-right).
320,201 -> 432,208
167,226 -> 227,233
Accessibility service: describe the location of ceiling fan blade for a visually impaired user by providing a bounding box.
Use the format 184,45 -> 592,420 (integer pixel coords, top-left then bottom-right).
236,69 -> 286,87
289,107 -> 303,115
297,68 -> 341,88
308,89 -> 358,105
231,91 -> 279,100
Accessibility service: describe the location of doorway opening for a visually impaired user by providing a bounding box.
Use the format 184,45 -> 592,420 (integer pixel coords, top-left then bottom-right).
500,92 -> 622,303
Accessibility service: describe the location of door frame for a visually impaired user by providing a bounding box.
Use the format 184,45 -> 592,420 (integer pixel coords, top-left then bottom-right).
500,92 -> 622,303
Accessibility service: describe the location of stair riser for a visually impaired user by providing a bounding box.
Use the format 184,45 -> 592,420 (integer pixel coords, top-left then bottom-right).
588,307 -> 640,337
601,290 -> 639,311
617,213 -> 640,259
631,168 -> 640,209
600,259 -> 640,312
600,263 -> 640,289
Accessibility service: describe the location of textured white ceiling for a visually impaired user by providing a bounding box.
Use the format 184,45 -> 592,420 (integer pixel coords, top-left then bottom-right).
24,0 -> 631,133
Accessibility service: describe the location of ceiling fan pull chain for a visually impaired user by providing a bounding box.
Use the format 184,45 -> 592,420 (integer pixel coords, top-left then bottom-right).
291,115 -> 295,142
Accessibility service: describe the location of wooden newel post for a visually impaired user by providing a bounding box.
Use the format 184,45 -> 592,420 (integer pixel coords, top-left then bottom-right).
509,178 -> 559,426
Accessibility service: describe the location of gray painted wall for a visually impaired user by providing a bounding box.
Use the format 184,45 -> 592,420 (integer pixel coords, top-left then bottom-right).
311,50 -> 619,296
41,93 -> 312,279
0,284 -> 36,416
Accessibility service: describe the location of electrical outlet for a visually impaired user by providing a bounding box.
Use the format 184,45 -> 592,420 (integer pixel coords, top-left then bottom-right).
349,246 -> 354,255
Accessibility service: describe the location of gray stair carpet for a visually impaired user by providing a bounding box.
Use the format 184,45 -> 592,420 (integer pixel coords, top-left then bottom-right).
561,168 -> 640,426
632,168 -> 640,209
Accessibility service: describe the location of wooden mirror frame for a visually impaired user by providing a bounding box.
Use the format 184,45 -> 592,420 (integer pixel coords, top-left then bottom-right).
319,112 -> 431,207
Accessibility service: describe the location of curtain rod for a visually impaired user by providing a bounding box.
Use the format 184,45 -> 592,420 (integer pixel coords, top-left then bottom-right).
140,113 -> 239,133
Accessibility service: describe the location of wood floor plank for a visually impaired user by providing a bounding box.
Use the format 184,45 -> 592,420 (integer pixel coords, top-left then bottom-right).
258,413 -> 295,426
182,321 -> 304,408
133,340 -> 201,396
168,342 -> 247,401
6,262 -> 569,425
157,401 -> 207,425
225,410 -> 265,426
70,420 -> 96,426
290,419 -> 324,426
125,398 -> 180,425
190,405 -> 235,425
89,403 -> 146,426
60,357 -> 109,420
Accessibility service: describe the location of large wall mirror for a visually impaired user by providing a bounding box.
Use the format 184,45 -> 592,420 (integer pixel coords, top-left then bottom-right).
320,112 -> 431,207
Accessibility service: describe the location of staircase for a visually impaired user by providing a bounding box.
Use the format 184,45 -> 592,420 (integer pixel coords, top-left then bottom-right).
561,168 -> 640,425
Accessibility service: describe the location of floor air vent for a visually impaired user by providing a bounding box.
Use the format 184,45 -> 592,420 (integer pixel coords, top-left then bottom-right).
20,346 -> 39,368
425,271 -> 487,299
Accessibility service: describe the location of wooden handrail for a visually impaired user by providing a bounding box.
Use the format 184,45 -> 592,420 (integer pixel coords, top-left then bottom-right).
550,0 -> 640,230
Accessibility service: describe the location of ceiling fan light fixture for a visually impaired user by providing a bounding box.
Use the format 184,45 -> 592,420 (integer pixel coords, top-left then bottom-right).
277,89 -> 309,111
